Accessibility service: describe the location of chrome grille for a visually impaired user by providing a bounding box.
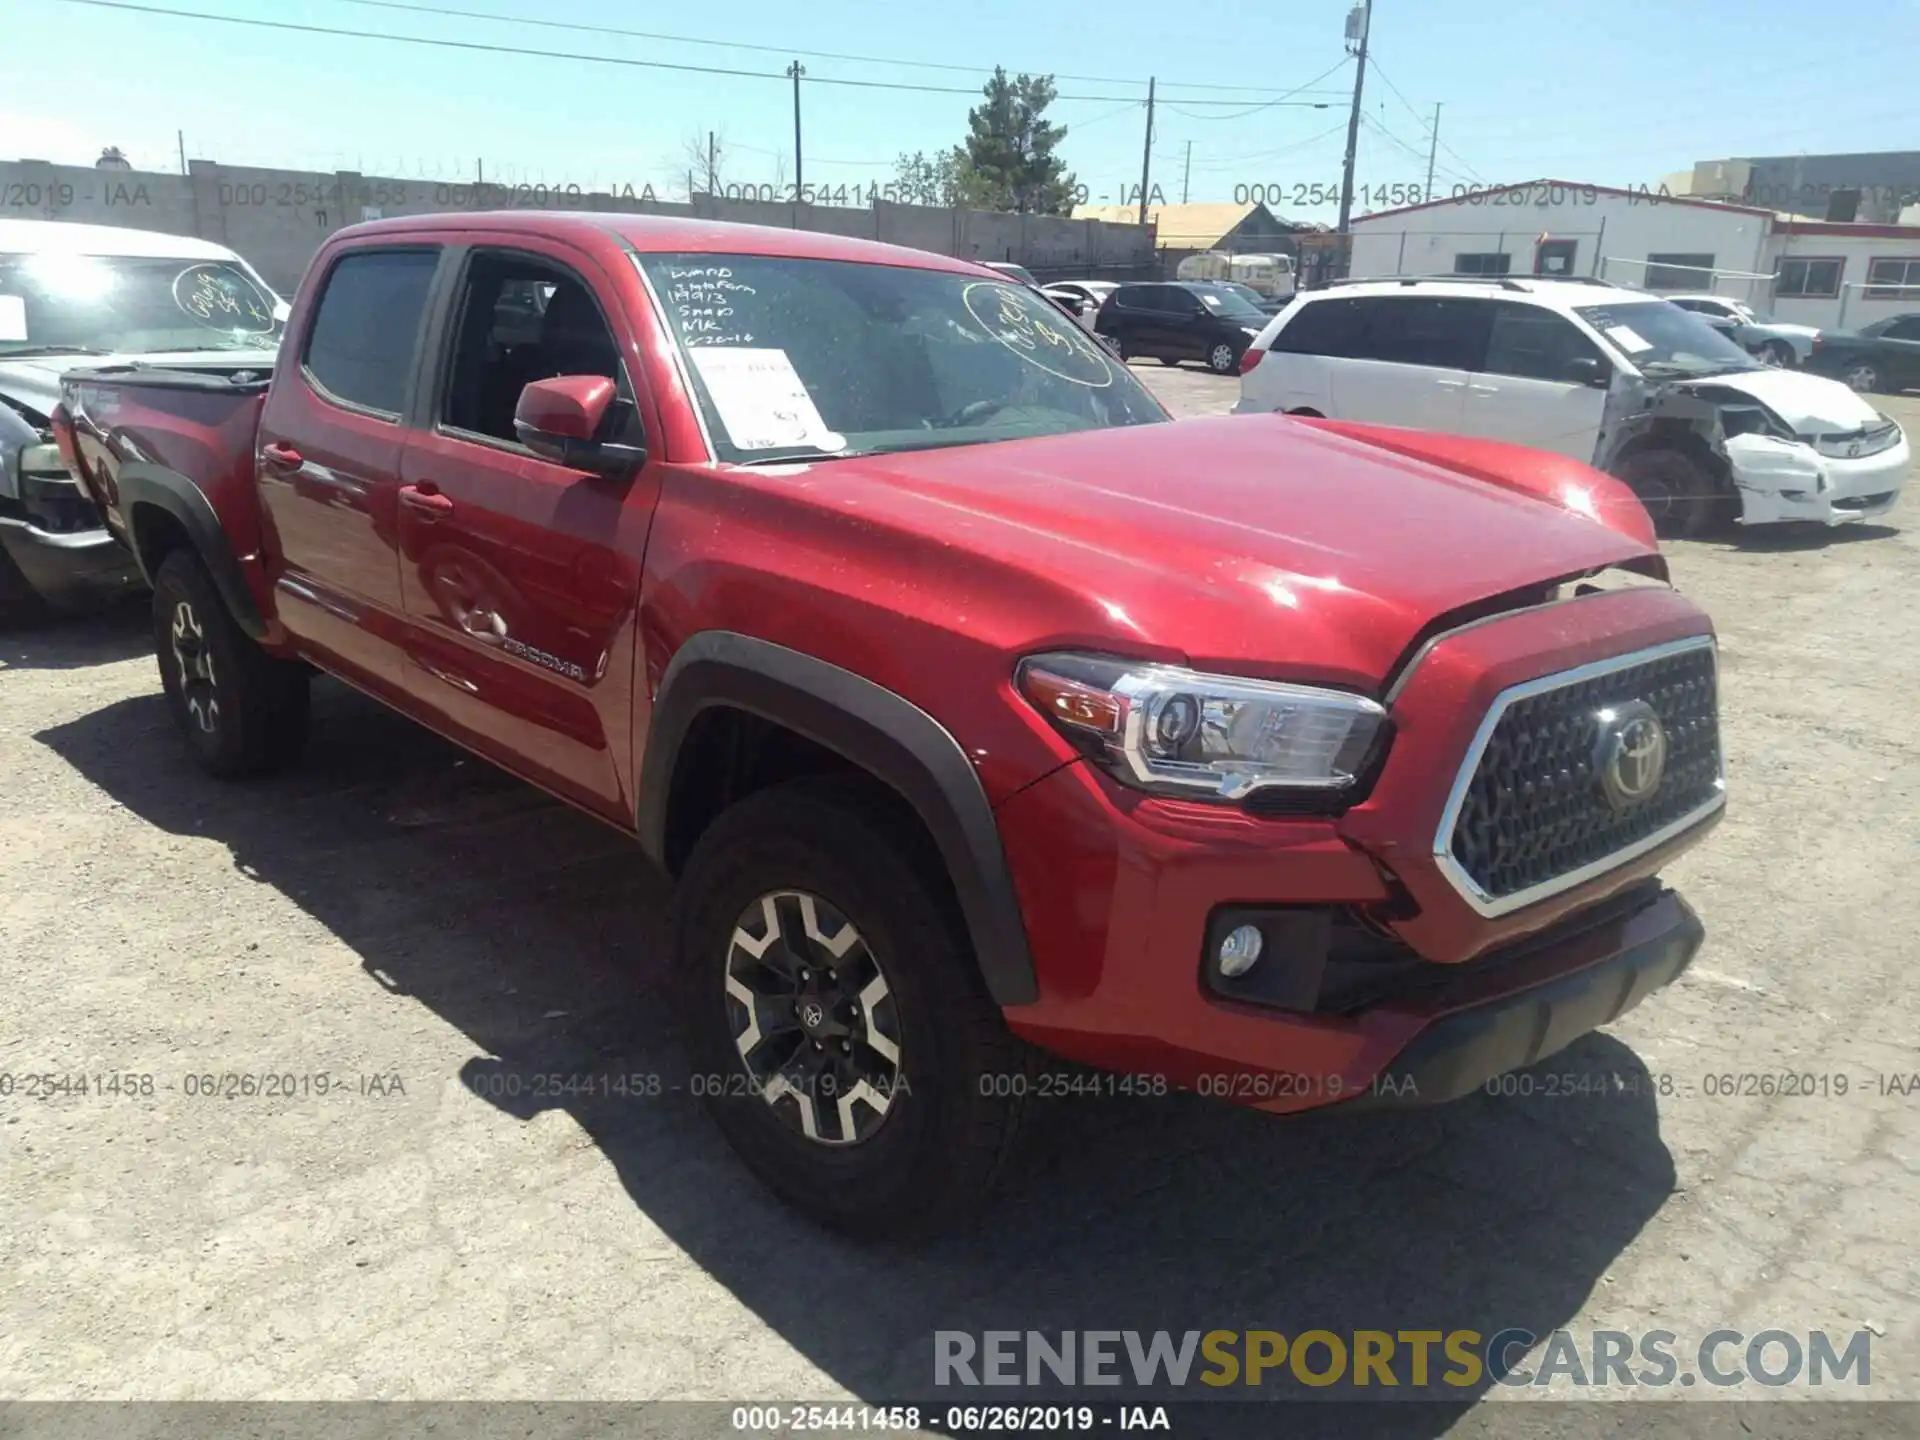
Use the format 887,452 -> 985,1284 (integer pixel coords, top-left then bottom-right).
1437,637 -> 1723,916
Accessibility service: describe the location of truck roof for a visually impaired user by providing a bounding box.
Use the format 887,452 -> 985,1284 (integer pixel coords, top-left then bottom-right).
333,210 -> 994,275
0,218 -> 249,261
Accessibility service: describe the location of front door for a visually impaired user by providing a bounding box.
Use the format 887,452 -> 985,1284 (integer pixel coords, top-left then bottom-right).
1457,301 -> 1609,460
395,241 -> 659,823
255,244 -> 443,700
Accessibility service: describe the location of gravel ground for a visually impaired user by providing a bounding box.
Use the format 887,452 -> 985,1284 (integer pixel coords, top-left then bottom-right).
2,370 -> 1916,1430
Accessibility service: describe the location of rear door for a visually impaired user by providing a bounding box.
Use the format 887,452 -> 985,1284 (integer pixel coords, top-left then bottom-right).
1458,300 -> 1610,459
395,238 -> 659,823
256,243 -> 444,699
1324,295 -> 1483,433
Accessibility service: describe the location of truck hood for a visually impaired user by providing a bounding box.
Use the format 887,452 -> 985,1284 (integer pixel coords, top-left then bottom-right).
776,415 -> 1656,687
0,348 -> 278,424
1676,366 -> 1882,432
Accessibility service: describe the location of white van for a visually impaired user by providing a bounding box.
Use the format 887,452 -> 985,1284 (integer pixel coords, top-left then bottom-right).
1232,275 -> 1908,535
1176,251 -> 1296,299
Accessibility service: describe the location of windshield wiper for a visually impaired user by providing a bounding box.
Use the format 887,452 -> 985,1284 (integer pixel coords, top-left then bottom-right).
730,448 -> 872,467
0,345 -> 113,358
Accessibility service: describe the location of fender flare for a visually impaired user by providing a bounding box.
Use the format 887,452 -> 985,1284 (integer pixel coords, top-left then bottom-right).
637,631 -> 1039,1008
116,463 -> 268,640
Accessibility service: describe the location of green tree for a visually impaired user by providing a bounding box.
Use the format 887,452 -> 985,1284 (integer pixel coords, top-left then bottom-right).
891,149 -> 963,206
954,68 -> 1077,215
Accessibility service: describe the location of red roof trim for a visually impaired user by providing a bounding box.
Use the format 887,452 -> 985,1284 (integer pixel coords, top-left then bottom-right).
1775,220 -> 1920,240
1349,178 -> 1776,224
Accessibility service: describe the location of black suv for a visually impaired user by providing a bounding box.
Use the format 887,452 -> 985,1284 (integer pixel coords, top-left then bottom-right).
1095,281 -> 1270,374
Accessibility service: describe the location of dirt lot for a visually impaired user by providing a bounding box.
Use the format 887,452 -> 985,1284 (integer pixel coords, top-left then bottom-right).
2,368 -> 1917,1425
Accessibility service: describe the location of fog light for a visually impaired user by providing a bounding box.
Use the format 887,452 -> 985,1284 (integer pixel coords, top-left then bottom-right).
1217,924 -> 1264,977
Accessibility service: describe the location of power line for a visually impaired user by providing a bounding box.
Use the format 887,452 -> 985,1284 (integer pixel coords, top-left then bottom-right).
1358,52 -> 1431,134
1160,57 -> 1352,121
1181,119 -> 1353,174
45,0 -> 1363,108
326,0 -> 1352,97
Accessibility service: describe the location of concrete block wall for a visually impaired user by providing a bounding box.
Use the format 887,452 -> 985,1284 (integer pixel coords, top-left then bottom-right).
3,158 -> 1154,292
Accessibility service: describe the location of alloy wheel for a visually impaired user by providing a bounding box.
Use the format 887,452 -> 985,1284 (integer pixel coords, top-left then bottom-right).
1210,344 -> 1236,373
724,889 -> 903,1146
170,599 -> 220,734
1843,363 -> 1879,393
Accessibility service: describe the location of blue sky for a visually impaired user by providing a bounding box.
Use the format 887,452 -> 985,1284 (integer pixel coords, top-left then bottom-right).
6,0 -> 1918,221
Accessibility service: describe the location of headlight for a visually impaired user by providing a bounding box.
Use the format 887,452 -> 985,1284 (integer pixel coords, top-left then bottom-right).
1016,652 -> 1387,804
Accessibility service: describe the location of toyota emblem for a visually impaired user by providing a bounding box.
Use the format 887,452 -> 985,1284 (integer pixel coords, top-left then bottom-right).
1594,700 -> 1668,811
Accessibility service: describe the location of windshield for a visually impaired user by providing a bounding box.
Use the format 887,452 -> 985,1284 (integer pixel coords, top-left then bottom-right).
1215,282 -> 1272,310
0,253 -> 283,357
638,253 -> 1169,463
1194,286 -> 1268,321
1574,301 -> 1761,376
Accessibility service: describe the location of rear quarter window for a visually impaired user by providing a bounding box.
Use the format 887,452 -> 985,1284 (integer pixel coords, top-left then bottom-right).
1268,296 -> 1362,357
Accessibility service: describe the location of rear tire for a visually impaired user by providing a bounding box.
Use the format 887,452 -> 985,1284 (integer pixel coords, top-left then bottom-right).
1841,361 -> 1882,393
1611,448 -> 1725,539
1759,340 -> 1795,368
673,779 -> 1030,1238
152,549 -> 309,778
1208,342 -> 1239,375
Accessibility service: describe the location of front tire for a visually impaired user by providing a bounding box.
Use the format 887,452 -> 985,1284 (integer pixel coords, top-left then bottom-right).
152,549 -> 309,778
674,780 -> 1029,1238
1611,448 -> 1723,539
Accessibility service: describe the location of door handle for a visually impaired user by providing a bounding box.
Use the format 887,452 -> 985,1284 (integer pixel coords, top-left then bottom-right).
400,483 -> 454,514
261,442 -> 303,469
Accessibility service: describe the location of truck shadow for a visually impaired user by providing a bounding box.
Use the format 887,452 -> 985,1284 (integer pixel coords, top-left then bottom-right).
38,682 -> 1681,1435
0,593 -> 150,670
1704,520 -> 1901,552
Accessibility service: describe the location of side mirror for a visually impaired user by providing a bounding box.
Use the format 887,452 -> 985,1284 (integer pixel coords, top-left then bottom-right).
1565,356 -> 1610,387
514,375 -> 645,475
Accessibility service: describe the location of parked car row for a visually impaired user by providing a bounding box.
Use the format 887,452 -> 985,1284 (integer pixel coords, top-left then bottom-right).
1231,275 -> 1909,534
52,212 -> 1725,1235
1649,291 -> 1920,397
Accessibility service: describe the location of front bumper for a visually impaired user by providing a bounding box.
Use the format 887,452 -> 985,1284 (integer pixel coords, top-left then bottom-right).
1725,430 -> 1909,527
994,586 -> 1720,1113
1343,886 -> 1702,1108
0,515 -> 145,610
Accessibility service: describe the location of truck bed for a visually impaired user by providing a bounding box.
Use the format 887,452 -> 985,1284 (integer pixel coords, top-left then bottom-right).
59,362 -> 273,547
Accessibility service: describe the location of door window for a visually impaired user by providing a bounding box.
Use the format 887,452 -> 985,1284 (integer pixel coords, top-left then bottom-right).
1352,296 -> 1490,370
1481,302 -> 1605,382
439,250 -> 631,447
302,248 -> 440,417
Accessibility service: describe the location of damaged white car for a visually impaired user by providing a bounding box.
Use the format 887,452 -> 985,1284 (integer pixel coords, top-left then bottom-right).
1235,276 -> 1908,537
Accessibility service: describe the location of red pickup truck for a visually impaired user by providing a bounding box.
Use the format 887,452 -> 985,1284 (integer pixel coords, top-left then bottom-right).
56,212 -> 1724,1236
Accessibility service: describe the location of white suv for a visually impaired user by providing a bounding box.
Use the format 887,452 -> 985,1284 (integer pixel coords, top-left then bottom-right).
1233,276 -> 1909,534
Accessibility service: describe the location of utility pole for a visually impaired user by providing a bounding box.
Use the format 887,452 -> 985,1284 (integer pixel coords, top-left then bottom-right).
177,129 -> 187,175
1422,102 -> 1440,202
788,62 -> 806,198
1137,76 -> 1156,227
1336,0 -> 1372,255
707,130 -> 717,193
1182,140 -> 1193,205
